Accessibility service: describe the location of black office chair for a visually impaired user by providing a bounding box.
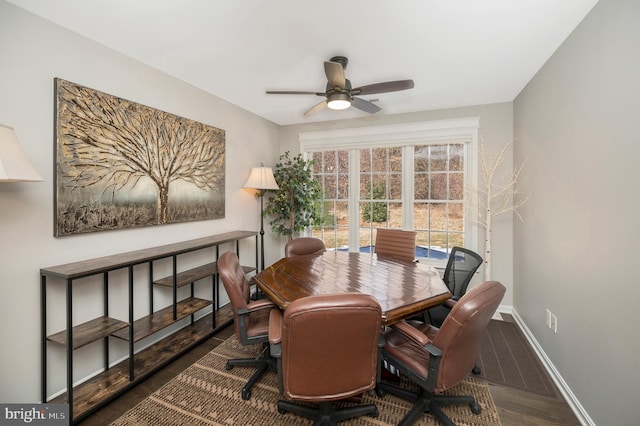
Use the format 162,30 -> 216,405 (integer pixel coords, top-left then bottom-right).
425,246 -> 483,327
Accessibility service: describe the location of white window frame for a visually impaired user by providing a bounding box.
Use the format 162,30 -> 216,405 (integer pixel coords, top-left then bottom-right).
299,118 -> 479,265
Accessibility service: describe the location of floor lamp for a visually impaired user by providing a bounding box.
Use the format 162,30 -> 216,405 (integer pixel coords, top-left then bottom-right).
243,164 -> 279,271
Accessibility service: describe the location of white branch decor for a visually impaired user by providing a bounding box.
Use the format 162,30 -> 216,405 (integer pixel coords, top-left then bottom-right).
467,140 -> 530,281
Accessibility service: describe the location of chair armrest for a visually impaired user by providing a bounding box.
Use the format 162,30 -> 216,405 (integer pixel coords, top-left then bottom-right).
247,298 -> 277,312
389,320 -> 432,347
268,309 -> 283,358
236,299 -> 276,317
443,299 -> 457,309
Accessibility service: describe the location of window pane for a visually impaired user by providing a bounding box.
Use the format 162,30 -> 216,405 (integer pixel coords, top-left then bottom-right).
372,176 -> 388,199
360,174 -> 371,199
338,150 -> 349,173
430,145 -> 448,171
323,151 -> 336,173
430,173 -> 447,200
312,152 -> 322,173
358,226 -> 374,250
324,175 -> 337,199
389,173 -> 402,199
372,148 -> 387,172
388,202 -> 402,227
414,174 -> 429,199
415,146 -> 429,172
449,172 -> 464,200
360,148 -> 371,172
449,232 -> 464,247
430,203 -> 447,231
337,173 -> 349,199
450,144 -> 464,171
335,201 -> 348,226
414,202 -> 429,229
449,203 -> 464,232
430,231 -> 448,250
389,147 -> 402,172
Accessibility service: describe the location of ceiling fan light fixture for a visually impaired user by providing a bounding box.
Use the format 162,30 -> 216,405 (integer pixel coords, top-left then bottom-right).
327,93 -> 351,110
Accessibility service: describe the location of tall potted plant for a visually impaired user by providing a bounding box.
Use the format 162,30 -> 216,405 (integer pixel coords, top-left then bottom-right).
264,151 -> 321,240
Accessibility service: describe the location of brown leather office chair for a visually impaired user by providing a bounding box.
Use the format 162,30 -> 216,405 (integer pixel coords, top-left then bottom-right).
284,236 -> 326,258
374,228 -> 417,262
268,293 -> 383,424
377,281 -> 505,426
218,251 -> 278,400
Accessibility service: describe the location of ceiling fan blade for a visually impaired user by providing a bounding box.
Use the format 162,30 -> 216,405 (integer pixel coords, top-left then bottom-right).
352,79 -> 415,96
351,97 -> 381,114
266,90 -> 325,95
324,61 -> 346,89
304,100 -> 328,116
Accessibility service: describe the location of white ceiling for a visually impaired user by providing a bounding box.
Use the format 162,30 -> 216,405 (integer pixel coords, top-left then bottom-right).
7,0 -> 598,126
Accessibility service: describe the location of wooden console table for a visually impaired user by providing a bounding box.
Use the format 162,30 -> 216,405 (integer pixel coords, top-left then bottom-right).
40,230 -> 258,423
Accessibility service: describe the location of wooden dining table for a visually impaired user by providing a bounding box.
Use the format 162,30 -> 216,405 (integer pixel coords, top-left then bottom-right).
253,251 -> 451,326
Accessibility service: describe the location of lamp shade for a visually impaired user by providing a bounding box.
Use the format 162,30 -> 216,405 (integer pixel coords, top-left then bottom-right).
0,124 -> 43,182
243,165 -> 279,190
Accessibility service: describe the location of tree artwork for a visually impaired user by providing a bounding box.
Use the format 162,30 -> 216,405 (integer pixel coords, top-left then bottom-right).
54,78 -> 225,236
466,140 -> 529,281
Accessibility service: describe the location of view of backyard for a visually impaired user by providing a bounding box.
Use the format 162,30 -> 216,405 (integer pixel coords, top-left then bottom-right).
309,143 -> 465,257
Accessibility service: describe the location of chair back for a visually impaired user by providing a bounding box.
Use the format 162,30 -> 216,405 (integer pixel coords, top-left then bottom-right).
431,280 -> 505,391
280,293 -> 382,402
443,247 -> 483,299
374,228 -> 417,261
218,251 -> 252,339
285,237 -> 326,258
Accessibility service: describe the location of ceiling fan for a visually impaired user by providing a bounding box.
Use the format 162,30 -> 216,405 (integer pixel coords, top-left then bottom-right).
266,56 -> 414,116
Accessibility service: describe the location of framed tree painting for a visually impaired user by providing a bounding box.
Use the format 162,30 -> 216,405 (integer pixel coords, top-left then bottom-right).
54,78 -> 225,237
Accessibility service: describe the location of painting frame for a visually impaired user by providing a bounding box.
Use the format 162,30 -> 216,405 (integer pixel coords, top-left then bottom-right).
54,78 -> 225,237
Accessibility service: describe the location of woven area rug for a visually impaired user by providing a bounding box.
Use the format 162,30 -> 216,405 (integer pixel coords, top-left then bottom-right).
111,336 -> 501,426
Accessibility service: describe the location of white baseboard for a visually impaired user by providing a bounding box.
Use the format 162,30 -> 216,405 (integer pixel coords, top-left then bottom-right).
498,306 -> 595,426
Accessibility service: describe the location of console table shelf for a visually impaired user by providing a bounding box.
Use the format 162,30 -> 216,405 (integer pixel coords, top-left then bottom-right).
111,297 -> 211,342
40,231 -> 258,423
153,262 -> 255,287
46,316 -> 129,349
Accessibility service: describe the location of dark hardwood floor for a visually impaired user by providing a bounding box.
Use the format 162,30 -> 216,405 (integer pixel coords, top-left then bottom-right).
77,317 -> 581,426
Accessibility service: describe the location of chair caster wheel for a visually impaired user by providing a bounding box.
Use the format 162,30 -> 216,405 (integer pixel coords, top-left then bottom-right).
371,407 -> 379,418
225,362 -> 233,371
472,365 -> 481,374
277,407 -> 287,414
470,402 -> 482,415
375,388 -> 386,398
242,389 -> 251,400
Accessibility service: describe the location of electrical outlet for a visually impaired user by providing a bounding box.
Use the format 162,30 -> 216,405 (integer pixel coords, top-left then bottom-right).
550,313 -> 557,333
545,309 -> 551,329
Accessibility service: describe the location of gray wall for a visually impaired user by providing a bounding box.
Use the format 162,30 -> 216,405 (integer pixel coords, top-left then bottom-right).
514,0 -> 640,424
0,1 -> 281,403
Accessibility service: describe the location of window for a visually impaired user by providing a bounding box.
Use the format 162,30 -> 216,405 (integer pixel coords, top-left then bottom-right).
300,118 -> 479,264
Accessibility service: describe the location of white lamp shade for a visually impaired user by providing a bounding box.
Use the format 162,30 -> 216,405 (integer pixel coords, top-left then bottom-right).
243,166 -> 279,190
0,124 -> 43,182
